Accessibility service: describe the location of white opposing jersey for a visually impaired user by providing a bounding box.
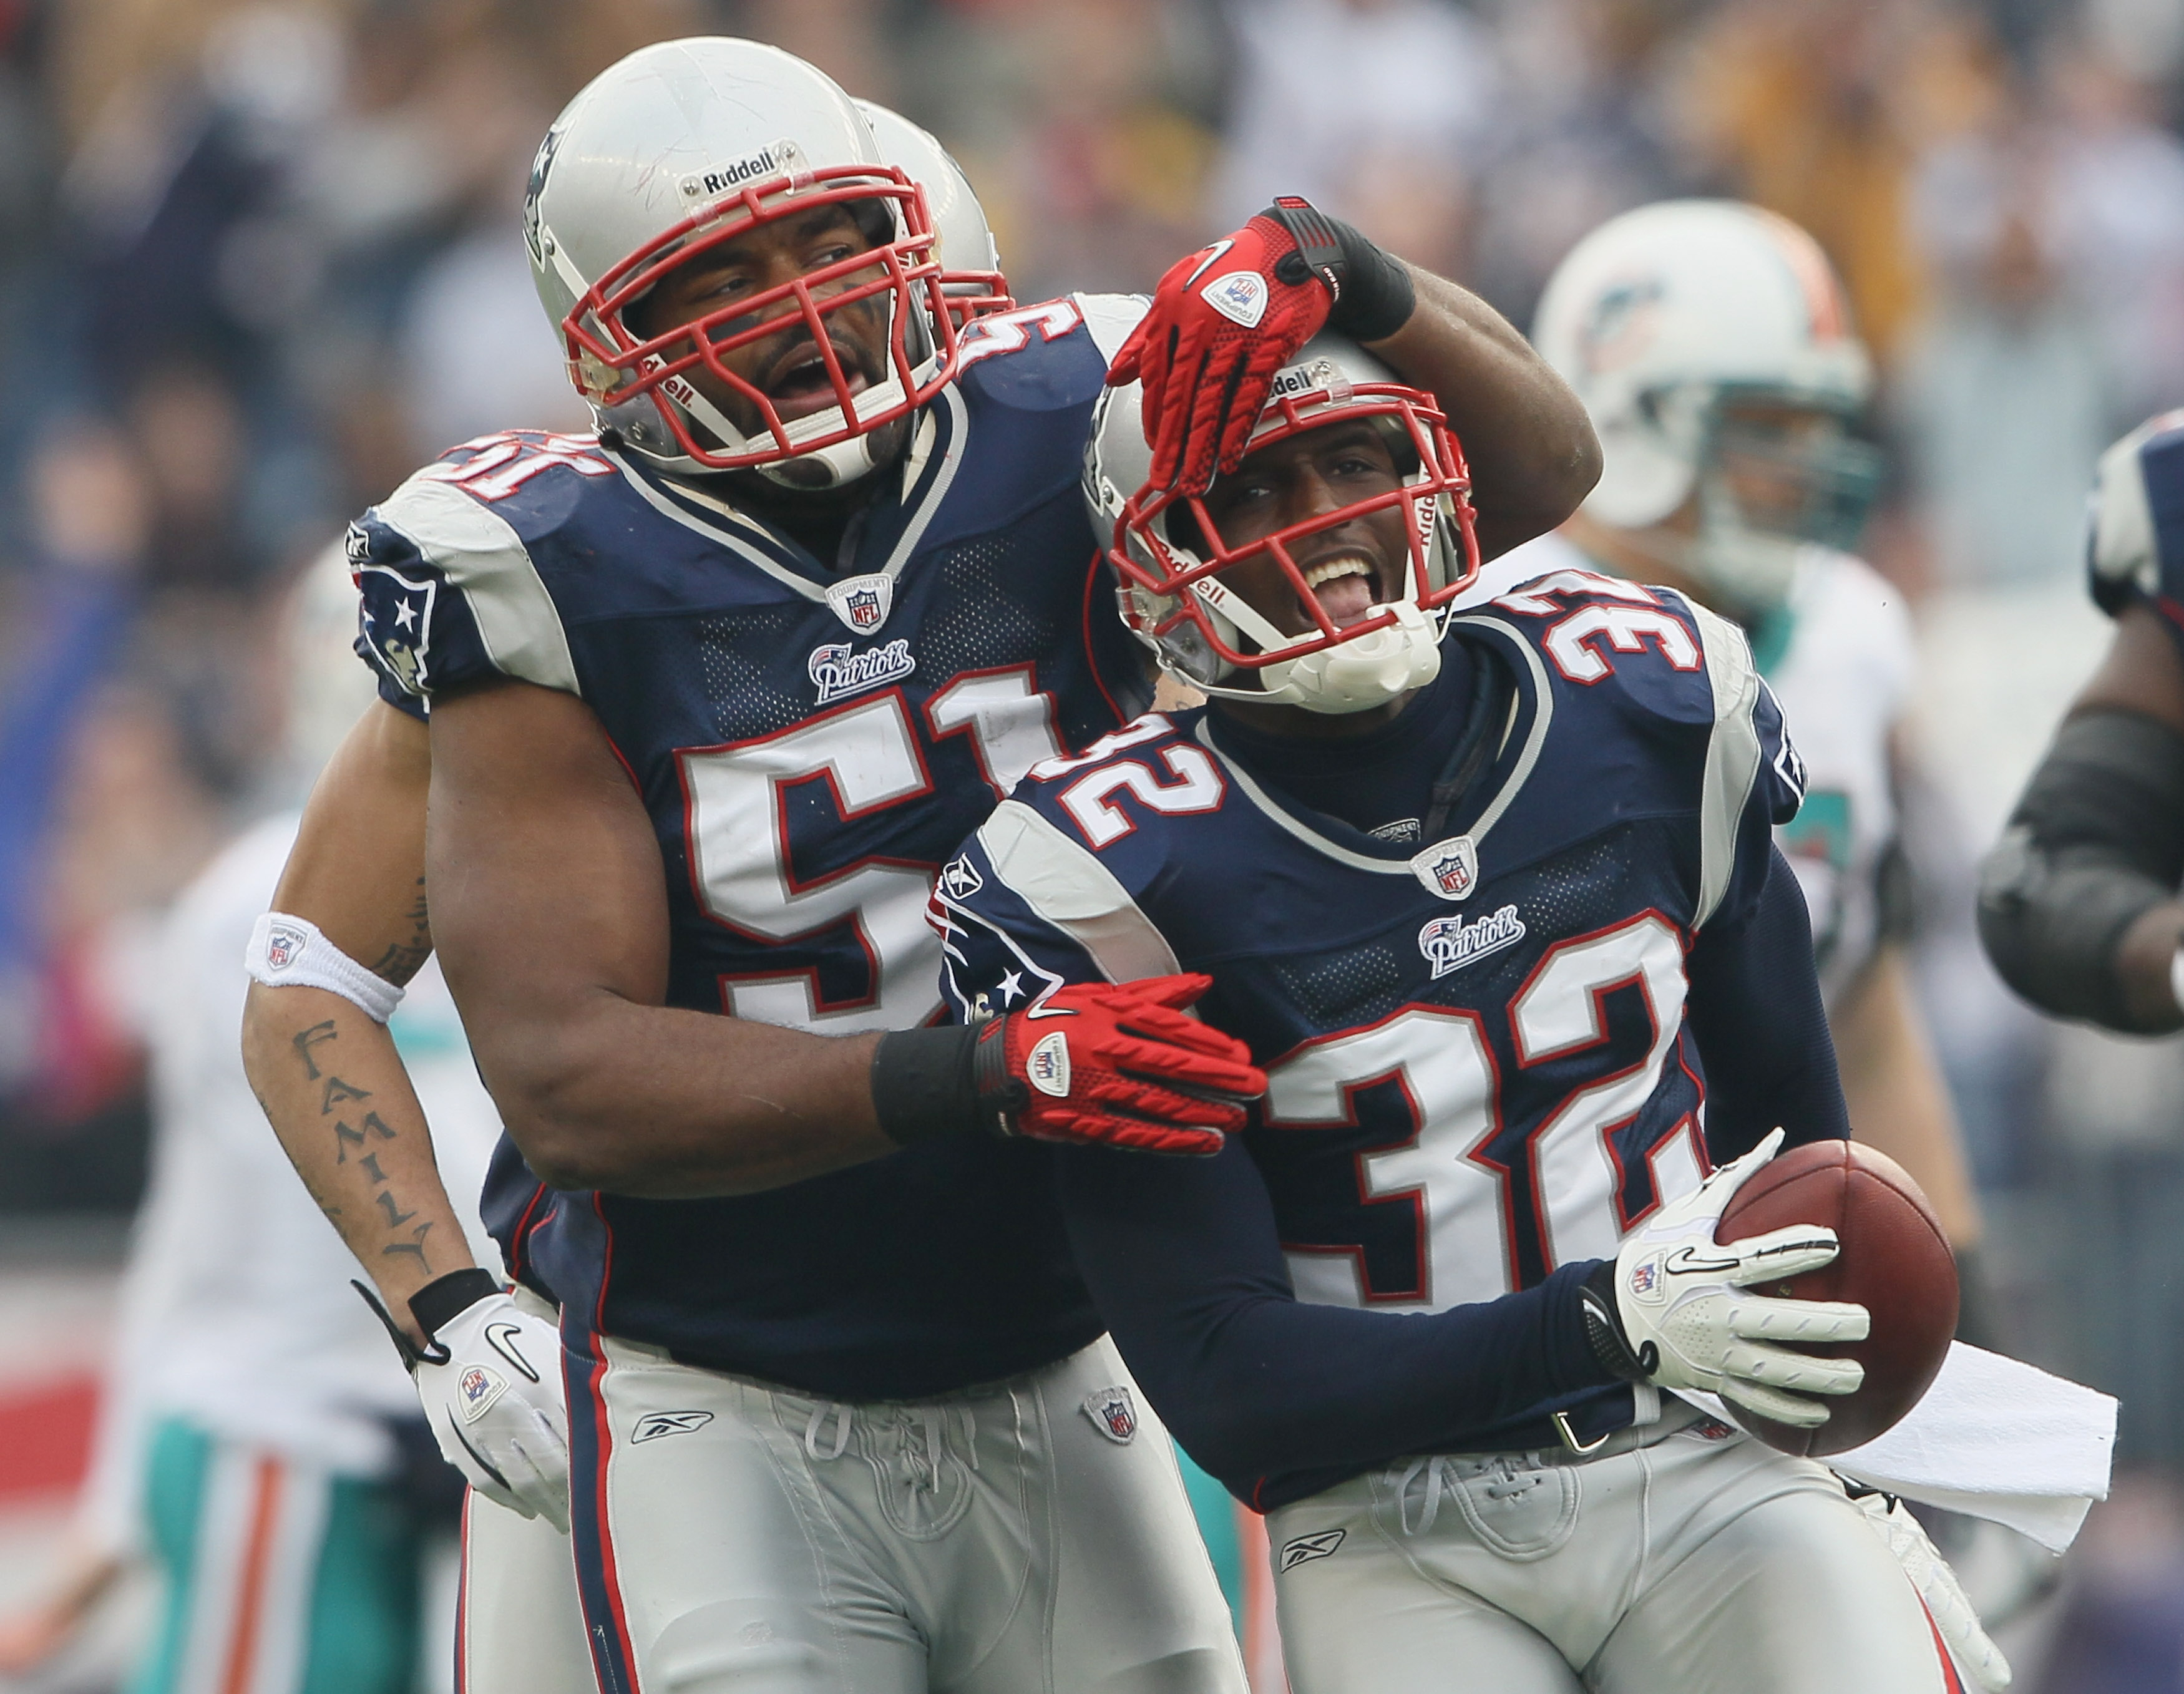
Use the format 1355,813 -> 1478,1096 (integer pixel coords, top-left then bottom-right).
1488,533 -> 1911,1008
76,814 -> 506,1550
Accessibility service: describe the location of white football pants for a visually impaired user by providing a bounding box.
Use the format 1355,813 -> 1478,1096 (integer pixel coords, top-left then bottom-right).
566,1331 -> 1246,1694
1265,1409 -> 1962,1694
457,1284 -> 596,1694
459,1487 -> 596,1694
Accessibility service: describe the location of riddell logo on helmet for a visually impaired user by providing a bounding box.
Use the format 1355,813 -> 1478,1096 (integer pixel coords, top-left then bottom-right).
1265,359 -> 1338,406
680,140 -> 795,200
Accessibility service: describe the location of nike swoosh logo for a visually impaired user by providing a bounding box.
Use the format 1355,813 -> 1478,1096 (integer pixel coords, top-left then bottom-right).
485,1320 -> 543,1384
1181,238 -> 1235,291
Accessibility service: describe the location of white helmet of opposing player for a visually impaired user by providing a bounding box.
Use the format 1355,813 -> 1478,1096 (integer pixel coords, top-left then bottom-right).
853,101 -> 1012,326
1085,333 -> 1480,714
524,38 -> 960,489
1532,200 -> 1883,615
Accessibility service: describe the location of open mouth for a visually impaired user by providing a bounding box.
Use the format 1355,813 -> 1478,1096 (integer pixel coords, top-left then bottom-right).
765,343 -> 872,423
1296,550 -> 1385,631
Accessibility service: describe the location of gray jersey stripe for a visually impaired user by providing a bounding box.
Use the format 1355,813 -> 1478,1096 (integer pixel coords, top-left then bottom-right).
1691,599 -> 1762,928
975,801 -> 1179,983
376,478 -> 580,695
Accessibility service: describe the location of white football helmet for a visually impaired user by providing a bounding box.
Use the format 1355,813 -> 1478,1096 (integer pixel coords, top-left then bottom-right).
1086,334 -> 1480,714
1533,200 -> 1884,614
853,102 -> 1012,326
524,38 -> 960,489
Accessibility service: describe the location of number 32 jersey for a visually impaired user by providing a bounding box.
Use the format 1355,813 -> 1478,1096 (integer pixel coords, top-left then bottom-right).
939,573 -> 1803,1333
348,296 -> 1149,1398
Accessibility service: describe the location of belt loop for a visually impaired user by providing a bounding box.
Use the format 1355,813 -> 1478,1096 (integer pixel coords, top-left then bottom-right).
805,1401 -> 852,1461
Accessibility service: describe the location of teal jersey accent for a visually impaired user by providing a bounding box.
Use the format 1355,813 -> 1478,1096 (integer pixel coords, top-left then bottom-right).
1176,1440 -> 1246,1633
132,1418 -> 422,1694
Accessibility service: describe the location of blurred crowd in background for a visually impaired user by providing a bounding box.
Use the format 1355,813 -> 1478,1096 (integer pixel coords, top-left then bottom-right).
4,0 -> 2184,1683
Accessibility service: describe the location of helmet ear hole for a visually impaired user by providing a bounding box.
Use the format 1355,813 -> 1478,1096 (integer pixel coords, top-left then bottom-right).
1162,502 -> 1209,557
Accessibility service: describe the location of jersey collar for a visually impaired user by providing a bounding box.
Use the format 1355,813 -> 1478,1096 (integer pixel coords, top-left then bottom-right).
600,384 -> 969,606
1196,618 -> 1554,876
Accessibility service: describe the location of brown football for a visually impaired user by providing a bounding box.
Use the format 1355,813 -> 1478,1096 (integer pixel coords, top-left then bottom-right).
1713,1139 -> 1957,1457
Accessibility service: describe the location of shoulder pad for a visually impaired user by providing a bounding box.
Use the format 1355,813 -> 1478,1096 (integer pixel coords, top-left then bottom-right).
1007,711 -> 1227,855
351,437 -> 587,699
953,297 -> 1120,414
1474,567 -> 1714,718
2089,411 -> 2184,618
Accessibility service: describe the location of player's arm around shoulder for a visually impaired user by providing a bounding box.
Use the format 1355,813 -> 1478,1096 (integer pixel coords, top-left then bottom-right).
1363,266 -> 1601,560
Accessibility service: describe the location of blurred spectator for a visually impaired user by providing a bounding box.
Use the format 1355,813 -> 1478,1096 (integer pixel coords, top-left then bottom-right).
1672,0 -> 2000,368
1466,0 -> 1697,329
1207,0 -> 1493,282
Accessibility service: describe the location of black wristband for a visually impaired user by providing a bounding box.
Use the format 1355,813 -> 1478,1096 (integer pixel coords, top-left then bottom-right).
871,1025 -> 1012,1146
1264,197 -> 1415,343
408,1267 -> 502,1340
1579,1260 -> 1653,1383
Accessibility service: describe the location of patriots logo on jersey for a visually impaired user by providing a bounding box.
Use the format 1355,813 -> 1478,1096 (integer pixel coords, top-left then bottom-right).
1410,835 -> 1480,902
356,565 -> 438,699
808,638 -> 916,704
1081,1386 -> 1138,1443
1418,905 -> 1526,979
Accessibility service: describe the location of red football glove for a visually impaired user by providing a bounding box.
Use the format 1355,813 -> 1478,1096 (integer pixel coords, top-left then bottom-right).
1106,207 -> 1340,495
973,973 -> 1263,1156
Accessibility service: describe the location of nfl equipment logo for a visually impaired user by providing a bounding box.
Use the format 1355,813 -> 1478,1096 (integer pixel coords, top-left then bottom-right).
1082,1386 -> 1138,1443
264,923 -> 305,971
826,572 -> 894,635
1408,835 -> 1480,902
1026,1031 -> 1071,1098
456,1365 -> 507,1422
1200,271 -> 1269,329
1629,1262 -> 1658,1297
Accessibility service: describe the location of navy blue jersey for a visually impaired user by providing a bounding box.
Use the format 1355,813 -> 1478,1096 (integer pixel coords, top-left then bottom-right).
938,569 -> 1818,1502
349,295 -> 1151,1398
2089,410 -> 2184,650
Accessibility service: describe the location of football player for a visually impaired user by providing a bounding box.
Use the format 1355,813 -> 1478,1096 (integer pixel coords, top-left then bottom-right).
1979,411 -> 2184,1033
245,37 -> 1599,1694
935,336 -> 2000,1691
1507,200 -> 1986,1265
239,98 -> 1015,1694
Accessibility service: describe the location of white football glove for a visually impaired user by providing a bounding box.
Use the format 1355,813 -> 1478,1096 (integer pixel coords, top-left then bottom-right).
359,1272 -> 571,1532
1849,1487 -> 2011,1692
1579,1130 -> 1870,1428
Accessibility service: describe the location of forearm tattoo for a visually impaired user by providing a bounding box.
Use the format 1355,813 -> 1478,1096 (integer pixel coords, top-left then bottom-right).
292,1016 -> 436,1273
369,876 -> 433,986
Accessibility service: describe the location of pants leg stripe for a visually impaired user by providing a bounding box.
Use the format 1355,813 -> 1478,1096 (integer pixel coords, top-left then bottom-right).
454,1492 -> 472,1694
566,1333 -> 642,1694
217,1456 -> 284,1694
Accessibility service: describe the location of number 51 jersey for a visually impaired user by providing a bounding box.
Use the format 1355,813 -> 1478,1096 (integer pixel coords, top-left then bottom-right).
938,572 -> 1805,1441
346,296 -> 1151,1399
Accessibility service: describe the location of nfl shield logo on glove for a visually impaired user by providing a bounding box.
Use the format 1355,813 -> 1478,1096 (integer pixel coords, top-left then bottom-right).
1200,271 -> 1269,329
457,1364 -> 507,1423
1026,1031 -> 1071,1098
1082,1386 -> 1138,1443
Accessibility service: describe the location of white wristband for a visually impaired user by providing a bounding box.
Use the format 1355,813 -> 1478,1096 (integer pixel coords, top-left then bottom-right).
245,911 -> 405,1024
2170,944 -> 2184,1020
